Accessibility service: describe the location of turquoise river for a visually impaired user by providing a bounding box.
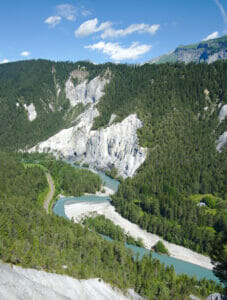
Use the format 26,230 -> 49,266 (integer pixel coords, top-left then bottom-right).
53,165 -> 220,283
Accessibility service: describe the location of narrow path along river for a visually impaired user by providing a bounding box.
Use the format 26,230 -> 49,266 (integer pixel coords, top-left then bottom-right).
44,173 -> 55,213
53,165 -> 220,283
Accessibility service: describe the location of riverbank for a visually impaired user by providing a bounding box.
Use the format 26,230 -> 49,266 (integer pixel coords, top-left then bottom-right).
64,200 -> 213,270
85,185 -> 115,197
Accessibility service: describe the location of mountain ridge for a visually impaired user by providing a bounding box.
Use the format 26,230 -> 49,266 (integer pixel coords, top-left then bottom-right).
148,35 -> 227,64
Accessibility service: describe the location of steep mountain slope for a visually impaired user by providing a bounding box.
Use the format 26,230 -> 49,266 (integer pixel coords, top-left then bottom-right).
1,153 -> 222,299
0,60 -> 226,258
0,60 -> 108,151
149,35 -> 227,64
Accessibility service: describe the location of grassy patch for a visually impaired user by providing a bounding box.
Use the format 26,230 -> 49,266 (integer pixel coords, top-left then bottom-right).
23,162 -> 48,172
37,185 -> 49,206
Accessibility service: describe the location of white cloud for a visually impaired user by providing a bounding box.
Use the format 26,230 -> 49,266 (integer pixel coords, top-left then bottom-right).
56,4 -> 77,21
101,23 -> 160,38
75,18 -> 160,39
81,9 -> 91,17
85,41 -> 152,61
20,51 -> 30,57
214,0 -> 227,33
75,18 -> 111,37
203,31 -> 219,41
0,59 -> 9,64
44,16 -> 62,27
75,18 -> 98,36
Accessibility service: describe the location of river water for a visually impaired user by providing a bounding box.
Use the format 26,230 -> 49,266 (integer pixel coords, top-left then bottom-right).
53,166 -> 220,283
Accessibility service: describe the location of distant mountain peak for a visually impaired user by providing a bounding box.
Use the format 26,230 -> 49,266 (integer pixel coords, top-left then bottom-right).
149,35 -> 227,64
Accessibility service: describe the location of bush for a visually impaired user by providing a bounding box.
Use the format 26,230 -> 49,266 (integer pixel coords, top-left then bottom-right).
153,241 -> 169,255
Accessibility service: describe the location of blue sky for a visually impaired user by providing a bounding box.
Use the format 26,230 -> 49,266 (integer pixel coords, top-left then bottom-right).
0,0 -> 226,64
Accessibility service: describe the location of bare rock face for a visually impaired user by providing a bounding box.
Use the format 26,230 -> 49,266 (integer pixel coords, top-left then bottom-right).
148,35 -> 227,64
83,114 -> 146,178
206,293 -> 227,300
65,70 -> 109,107
23,103 -> 37,121
30,67 -> 146,178
0,262 -> 143,300
219,104 -> 227,122
31,112 -> 146,178
216,132 -> 227,152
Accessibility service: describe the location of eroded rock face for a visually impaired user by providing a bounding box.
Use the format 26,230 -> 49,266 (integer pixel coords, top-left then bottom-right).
24,103 -> 37,121
148,36 -> 227,64
30,111 -> 146,178
219,104 -> 227,122
30,67 -> 146,178
83,114 -> 146,178
0,262 -> 142,300
206,293 -> 227,300
216,131 -> 227,152
65,71 -> 109,107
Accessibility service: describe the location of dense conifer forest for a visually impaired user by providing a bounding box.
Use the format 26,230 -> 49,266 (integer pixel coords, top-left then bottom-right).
0,59 -> 226,292
0,152 -> 224,299
94,61 -> 227,260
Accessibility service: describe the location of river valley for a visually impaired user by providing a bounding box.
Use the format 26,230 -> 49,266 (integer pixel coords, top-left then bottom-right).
53,165 -> 220,284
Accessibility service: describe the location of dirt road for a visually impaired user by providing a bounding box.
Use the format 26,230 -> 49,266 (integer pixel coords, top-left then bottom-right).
43,173 -> 55,213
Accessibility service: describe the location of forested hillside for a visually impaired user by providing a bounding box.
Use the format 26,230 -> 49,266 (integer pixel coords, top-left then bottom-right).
0,152 -> 223,299
0,59 -> 107,151
0,59 -> 226,284
93,61 -> 227,257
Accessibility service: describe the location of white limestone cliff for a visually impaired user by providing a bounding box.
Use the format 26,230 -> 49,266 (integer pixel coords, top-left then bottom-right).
24,103 -> 37,121
30,68 -> 146,178
83,114 -> 146,178
216,131 -> 227,152
65,70 -> 109,107
218,104 -> 227,122
0,262 -> 142,300
30,111 -> 146,178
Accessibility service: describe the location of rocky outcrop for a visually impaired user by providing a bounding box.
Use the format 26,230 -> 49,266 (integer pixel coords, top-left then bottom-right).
206,293 -> 227,300
65,70 -> 109,107
0,262 -> 142,300
30,111 -> 146,178
30,66 -> 146,178
216,131 -> 227,152
219,104 -> 227,122
83,114 -> 146,178
173,47 -> 227,64
149,35 -> 227,64
23,103 -> 37,121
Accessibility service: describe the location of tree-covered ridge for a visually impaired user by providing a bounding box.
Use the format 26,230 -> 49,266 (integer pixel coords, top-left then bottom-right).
0,152 -> 224,299
27,154 -> 102,197
0,59 -> 109,151
0,59 -> 226,272
92,61 -> 227,256
21,153 -> 102,213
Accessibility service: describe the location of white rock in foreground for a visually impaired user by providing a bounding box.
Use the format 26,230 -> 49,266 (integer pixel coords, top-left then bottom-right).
0,262 -> 142,300
216,131 -> 227,152
65,201 -> 214,270
24,103 -> 37,121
